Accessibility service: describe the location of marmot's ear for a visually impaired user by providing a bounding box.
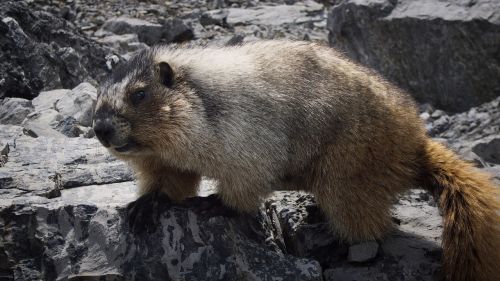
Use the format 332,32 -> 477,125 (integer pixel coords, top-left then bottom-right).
158,62 -> 174,87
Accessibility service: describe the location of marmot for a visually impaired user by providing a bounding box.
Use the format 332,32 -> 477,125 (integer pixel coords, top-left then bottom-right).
93,40 -> 499,281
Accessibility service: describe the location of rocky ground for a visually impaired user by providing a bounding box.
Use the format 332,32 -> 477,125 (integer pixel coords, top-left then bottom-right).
1,0 -> 499,280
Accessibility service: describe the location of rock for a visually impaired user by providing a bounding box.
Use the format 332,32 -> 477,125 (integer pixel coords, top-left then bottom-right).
265,191 -> 344,264
225,33 -> 246,45
21,83 -> 98,137
0,1 -> 119,99
471,137 -> 500,165
431,109 -> 447,119
55,82 -> 97,127
54,116 -> 83,138
428,97 -> 500,161
419,103 -> 434,115
419,112 -> 431,122
0,126 -> 133,199
162,18 -> 195,43
22,109 -> 65,138
200,9 -> 229,27
223,1 -> 324,26
0,98 -> 33,125
101,17 -> 193,45
32,89 -> 70,112
97,33 -> 148,55
0,192 -> 323,281
327,0 -> 500,112
101,17 -> 164,45
347,241 -> 379,263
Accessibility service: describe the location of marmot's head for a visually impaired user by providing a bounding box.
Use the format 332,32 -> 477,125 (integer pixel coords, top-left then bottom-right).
93,49 -> 197,158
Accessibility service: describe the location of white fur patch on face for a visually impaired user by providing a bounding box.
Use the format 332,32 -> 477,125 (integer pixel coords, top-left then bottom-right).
162,105 -> 171,112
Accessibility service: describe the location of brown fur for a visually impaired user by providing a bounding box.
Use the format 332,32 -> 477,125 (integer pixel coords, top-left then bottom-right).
420,140 -> 500,281
94,40 -> 500,280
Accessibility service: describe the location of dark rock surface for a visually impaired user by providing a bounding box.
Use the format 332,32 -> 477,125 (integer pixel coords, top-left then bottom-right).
0,1 -> 119,100
0,192 -> 323,281
327,0 -> 500,112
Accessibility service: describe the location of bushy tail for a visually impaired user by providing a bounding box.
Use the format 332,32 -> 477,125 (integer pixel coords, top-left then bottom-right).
420,139 -> 500,281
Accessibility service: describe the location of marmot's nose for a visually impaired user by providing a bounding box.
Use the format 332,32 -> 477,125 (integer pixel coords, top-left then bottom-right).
93,119 -> 115,147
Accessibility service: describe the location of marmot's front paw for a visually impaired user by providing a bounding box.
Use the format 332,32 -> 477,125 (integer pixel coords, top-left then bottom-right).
126,191 -> 170,234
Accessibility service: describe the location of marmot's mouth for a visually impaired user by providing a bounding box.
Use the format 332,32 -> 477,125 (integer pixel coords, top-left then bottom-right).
114,140 -> 137,153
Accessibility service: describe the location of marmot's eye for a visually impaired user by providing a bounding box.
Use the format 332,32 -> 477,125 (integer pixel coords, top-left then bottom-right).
130,90 -> 146,105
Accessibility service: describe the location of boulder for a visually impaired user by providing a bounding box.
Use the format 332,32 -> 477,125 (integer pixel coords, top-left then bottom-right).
347,241 -> 379,263
22,109 -> 65,138
471,137 -> 500,165
0,1 -> 119,99
100,17 -> 193,45
0,127 -> 133,199
55,82 -> 97,127
0,98 -> 33,125
21,83 -> 98,138
0,190 -> 323,281
32,89 -> 70,112
327,0 -> 500,112
101,17 -> 164,45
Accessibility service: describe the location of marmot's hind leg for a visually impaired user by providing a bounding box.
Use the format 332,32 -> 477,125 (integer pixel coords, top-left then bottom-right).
311,178 -> 394,242
217,176 -> 273,213
307,148 -> 405,242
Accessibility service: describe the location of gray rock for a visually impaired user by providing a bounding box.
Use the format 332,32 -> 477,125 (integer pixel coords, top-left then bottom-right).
55,82 -> 97,127
327,0 -> 500,112
0,125 -> 133,198
471,137 -> 500,165
224,1 -> 324,26
54,116 -> 83,138
0,2 -> 119,99
428,97 -> 500,160
21,83 -> 97,138
101,17 -> 164,45
0,187 -> 322,280
101,17 -> 193,45
162,18 -> 195,43
0,98 -> 33,125
32,89 -> 70,112
22,109 -> 65,138
419,112 -> 431,122
431,109 -> 447,119
97,33 -> 148,55
200,9 -> 229,27
265,191 -> 342,262
347,241 -> 379,263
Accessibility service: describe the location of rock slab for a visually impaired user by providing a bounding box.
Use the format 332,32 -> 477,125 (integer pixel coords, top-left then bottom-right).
327,0 -> 500,112
0,1 -> 119,99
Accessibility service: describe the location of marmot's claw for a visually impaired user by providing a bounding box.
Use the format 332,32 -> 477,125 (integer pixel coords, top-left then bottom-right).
126,191 -> 168,234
